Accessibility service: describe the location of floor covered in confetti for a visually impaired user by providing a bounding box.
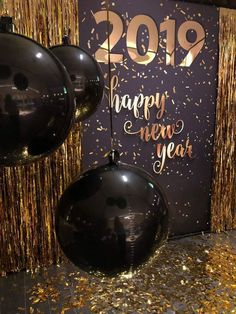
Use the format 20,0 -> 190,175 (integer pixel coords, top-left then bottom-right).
0,230 -> 236,314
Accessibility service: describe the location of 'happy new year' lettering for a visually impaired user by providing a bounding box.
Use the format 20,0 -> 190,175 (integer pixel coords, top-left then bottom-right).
111,74 -> 194,174
111,75 -> 166,121
123,120 -> 184,141
153,138 -> 193,174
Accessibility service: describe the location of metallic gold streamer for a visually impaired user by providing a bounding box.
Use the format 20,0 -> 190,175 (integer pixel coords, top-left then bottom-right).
211,8 -> 236,232
0,1 -> 235,275
0,0 -> 80,275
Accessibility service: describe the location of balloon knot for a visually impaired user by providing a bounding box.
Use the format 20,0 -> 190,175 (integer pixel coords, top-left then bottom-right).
62,35 -> 71,45
0,16 -> 13,32
108,149 -> 120,165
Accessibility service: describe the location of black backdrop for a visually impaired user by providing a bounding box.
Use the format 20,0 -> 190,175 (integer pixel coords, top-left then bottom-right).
79,0 -> 219,236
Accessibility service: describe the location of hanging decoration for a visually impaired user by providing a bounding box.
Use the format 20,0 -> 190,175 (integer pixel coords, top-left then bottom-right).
0,0 -> 80,276
56,150 -> 169,276
55,0 -> 169,276
0,16 -> 75,166
50,32 -> 104,121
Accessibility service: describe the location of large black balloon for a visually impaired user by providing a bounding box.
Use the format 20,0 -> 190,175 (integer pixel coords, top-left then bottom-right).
0,32 -> 75,166
56,157 -> 169,276
50,44 -> 104,121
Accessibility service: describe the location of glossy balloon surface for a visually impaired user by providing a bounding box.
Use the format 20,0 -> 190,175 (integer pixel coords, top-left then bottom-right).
50,45 -> 104,121
56,162 -> 169,276
0,32 -> 75,166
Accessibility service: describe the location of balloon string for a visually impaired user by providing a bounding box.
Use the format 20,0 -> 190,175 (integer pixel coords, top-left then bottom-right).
105,0 -> 114,150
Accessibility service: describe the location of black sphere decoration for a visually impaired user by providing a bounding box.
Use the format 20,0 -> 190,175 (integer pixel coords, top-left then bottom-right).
50,44 -> 104,121
0,30 -> 75,166
56,151 -> 169,276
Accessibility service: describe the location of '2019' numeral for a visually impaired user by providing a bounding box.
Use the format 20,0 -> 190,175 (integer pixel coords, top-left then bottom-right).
94,11 -> 205,67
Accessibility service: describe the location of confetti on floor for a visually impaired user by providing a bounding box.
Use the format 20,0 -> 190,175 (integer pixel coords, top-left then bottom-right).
1,231 -> 236,313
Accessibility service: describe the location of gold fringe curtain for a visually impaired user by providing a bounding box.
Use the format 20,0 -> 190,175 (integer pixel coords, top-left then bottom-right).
0,1 -> 235,275
211,8 -> 236,232
0,0 -> 80,275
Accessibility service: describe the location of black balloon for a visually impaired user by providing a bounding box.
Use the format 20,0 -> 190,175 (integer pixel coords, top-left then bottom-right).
0,32 -> 75,166
50,44 -> 104,121
56,155 -> 169,276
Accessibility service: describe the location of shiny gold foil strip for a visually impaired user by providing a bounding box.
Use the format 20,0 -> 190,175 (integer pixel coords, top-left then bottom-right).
211,8 -> 236,232
0,0 -> 80,275
0,1 -> 235,275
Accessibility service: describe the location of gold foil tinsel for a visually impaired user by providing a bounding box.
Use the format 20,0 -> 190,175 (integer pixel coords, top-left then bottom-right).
0,0 -> 80,275
211,8 -> 236,232
0,1 -> 235,275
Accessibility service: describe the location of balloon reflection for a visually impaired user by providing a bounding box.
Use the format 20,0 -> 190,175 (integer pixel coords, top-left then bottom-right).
0,32 -> 75,166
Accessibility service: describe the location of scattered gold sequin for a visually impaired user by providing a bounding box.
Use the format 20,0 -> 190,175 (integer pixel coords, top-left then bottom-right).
24,232 -> 236,313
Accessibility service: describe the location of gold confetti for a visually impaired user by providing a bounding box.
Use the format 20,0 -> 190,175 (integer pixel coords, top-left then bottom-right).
23,232 -> 236,313
17,307 -> 26,312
